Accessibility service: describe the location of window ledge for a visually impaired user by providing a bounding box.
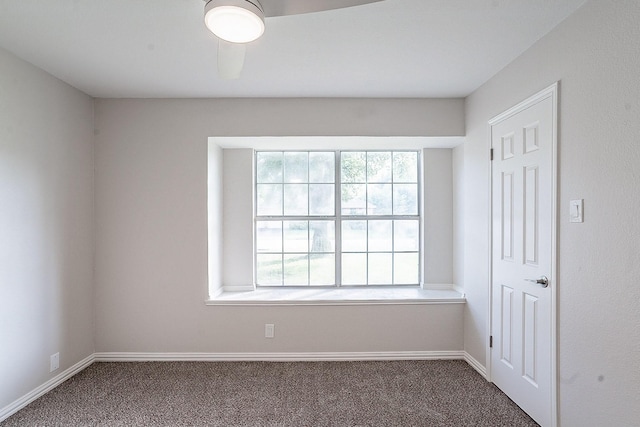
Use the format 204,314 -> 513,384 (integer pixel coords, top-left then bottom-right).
206,287 -> 465,306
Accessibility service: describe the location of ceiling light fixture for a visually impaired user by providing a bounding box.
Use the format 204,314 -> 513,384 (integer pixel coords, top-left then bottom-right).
204,0 -> 265,44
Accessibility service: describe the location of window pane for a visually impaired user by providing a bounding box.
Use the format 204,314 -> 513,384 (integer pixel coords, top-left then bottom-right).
342,184 -> 366,215
394,220 -> 419,251
284,152 -> 308,183
310,221 -> 335,253
393,183 -> 418,215
284,254 -> 308,286
310,254 -> 335,285
283,221 -> 308,253
256,254 -> 282,285
342,253 -> 367,285
256,150 -> 421,289
309,184 -> 334,216
256,184 -> 282,216
309,152 -> 335,183
256,221 -> 282,252
394,253 -> 419,284
341,152 -> 366,183
342,221 -> 367,252
368,220 -> 392,252
368,253 -> 392,285
367,152 -> 392,182
283,184 -> 308,216
367,184 -> 392,215
393,152 -> 418,182
256,152 -> 283,183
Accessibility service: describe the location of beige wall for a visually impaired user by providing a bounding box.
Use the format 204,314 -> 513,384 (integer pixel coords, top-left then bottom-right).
220,147 -> 253,291
93,98 -> 465,354
460,1 -> 640,425
0,48 -> 95,411
422,148 -> 453,284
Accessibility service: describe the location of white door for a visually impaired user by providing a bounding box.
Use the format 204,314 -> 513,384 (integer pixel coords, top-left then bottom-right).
490,84 -> 557,427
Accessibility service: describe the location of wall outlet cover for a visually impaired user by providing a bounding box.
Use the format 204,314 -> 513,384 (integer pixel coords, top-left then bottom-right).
265,324 -> 275,338
50,353 -> 60,372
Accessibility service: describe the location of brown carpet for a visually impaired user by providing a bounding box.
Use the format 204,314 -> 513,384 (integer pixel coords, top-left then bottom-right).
1,360 -> 538,426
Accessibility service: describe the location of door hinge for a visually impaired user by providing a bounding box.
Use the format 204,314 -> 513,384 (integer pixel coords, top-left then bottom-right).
490,148 -> 494,161
489,335 -> 493,348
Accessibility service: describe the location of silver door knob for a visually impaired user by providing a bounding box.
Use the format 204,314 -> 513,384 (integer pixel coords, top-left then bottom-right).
525,276 -> 549,288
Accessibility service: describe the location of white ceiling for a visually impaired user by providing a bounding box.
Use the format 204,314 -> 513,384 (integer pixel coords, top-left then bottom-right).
0,0 -> 587,98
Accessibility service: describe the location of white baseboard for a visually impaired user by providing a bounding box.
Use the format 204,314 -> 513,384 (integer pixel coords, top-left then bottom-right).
463,352 -> 487,378
0,354 -> 95,423
94,350 -> 466,362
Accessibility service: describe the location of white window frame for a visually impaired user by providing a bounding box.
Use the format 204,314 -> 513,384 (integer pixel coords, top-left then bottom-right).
254,150 -> 422,288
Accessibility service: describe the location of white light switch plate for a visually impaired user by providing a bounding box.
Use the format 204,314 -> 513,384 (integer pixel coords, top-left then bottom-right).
570,199 -> 583,223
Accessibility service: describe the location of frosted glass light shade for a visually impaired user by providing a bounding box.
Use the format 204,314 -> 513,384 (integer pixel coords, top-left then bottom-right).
204,0 -> 265,44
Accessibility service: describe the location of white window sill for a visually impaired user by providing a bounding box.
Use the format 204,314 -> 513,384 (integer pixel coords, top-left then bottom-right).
206,287 -> 465,306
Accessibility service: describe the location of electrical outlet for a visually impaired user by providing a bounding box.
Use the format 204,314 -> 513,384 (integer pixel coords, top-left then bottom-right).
50,353 -> 59,372
265,323 -> 275,338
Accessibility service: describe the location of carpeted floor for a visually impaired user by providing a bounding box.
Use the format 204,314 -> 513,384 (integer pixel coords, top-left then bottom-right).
1,360 -> 539,426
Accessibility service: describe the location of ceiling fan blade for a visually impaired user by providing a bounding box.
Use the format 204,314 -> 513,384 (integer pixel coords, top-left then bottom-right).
261,0 -> 384,18
217,40 -> 246,79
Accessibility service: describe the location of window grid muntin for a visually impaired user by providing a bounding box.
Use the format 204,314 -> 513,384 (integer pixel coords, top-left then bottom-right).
340,151 -> 419,217
256,218 -> 336,286
340,217 -> 420,285
255,150 -> 420,287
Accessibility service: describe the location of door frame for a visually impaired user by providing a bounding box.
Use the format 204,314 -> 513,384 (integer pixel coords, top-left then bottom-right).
486,82 -> 559,427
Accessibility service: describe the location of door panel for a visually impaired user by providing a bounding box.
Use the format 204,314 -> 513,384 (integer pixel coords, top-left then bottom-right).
502,171 -> 514,261
500,285 -> 514,367
523,292 -> 538,386
524,165 -> 538,266
490,85 -> 557,427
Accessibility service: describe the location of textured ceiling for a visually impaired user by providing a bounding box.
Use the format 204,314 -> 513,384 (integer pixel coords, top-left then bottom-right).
0,0 -> 587,98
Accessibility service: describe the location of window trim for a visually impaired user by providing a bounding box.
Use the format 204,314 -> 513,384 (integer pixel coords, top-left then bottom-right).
209,137 -> 459,302
206,286 -> 465,306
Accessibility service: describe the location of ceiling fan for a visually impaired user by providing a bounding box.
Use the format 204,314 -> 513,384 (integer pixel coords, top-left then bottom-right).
203,0 -> 384,79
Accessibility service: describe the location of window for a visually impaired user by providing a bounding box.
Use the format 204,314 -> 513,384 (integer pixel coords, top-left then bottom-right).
255,151 -> 420,287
